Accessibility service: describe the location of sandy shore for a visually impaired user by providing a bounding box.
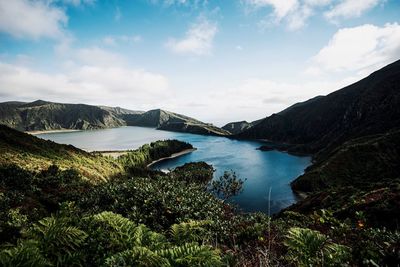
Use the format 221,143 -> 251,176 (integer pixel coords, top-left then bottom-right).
147,148 -> 197,168
26,129 -> 81,135
98,147 -> 197,162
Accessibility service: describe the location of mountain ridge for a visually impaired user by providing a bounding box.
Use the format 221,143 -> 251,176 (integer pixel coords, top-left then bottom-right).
0,100 -> 228,136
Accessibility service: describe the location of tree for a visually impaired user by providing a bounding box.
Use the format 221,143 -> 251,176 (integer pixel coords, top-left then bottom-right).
210,171 -> 245,202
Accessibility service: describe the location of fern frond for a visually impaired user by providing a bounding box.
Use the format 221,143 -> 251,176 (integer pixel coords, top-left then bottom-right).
0,240 -> 50,267
91,212 -> 168,250
105,246 -> 170,267
157,243 -> 222,267
170,220 -> 210,245
284,227 -> 350,267
26,215 -> 87,266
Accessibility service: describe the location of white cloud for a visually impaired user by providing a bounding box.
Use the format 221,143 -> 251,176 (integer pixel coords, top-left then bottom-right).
150,0 -> 208,8
244,0 -> 385,30
307,23 -> 400,75
0,61 -> 170,109
166,18 -> 217,55
245,0 -> 299,21
102,35 -> 142,47
62,0 -> 95,7
75,47 -> 124,67
0,0 -> 67,39
325,0 -> 381,22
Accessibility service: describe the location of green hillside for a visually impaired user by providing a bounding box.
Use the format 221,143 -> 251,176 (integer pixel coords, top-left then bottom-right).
0,125 -> 122,182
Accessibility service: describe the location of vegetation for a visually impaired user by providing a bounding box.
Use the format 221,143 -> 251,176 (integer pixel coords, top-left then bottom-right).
210,171 -> 245,202
0,125 -> 399,266
118,140 -> 193,169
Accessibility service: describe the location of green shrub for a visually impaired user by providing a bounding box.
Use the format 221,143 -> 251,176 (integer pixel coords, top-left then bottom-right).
284,227 -> 351,267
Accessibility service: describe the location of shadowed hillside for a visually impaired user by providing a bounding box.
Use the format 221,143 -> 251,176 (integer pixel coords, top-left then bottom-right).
236,60 -> 400,155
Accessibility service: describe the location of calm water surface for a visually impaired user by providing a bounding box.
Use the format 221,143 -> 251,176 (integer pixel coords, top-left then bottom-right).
38,126 -> 311,214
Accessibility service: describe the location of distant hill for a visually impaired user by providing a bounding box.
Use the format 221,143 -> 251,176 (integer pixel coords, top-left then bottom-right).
0,100 -> 228,136
222,120 -> 262,135
236,60 -> 400,155
0,100 -> 127,131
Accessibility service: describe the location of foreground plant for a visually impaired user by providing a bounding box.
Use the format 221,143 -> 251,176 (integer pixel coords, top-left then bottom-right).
284,227 -> 351,267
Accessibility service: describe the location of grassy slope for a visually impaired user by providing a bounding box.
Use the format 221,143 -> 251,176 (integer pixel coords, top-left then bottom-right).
0,125 -> 123,182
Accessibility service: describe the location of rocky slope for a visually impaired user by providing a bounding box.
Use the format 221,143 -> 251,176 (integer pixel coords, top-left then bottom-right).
236,60 -> 400,155
222,121 -> 252,135
159,121 -> 230,136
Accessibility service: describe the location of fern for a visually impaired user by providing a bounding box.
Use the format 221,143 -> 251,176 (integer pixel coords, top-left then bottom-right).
170,220 -> 210,245
105,247 -> 170,267
284,227 -> 350,267
91,212 -> 168,250
157,243 -> 222,267
0,240 -> 50,267
26,216 -> 87,266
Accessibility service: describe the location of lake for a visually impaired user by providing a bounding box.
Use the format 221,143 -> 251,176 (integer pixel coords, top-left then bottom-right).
37,126 -> 311,214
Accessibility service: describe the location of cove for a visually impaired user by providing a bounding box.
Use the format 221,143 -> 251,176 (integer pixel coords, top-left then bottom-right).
37,126 -> 311,214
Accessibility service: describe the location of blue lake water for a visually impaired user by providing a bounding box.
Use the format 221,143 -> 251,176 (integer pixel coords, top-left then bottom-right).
37,126 -> 311,214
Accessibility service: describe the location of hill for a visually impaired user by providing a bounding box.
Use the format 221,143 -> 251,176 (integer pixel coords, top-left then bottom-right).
122,109 -> 230,136
0,100 -> 127,131
0,101 -> 228,136
0,124 -> 123,182
236,60 -> 400,155
222,121 -> 252,135
291,129 -> 400,193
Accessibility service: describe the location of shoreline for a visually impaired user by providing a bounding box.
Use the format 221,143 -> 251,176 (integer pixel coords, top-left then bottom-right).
26,129 -> 81,135
147,148 -> 197,168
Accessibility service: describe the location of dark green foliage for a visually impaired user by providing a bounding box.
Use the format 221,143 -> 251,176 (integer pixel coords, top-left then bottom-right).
284,227 -> 351,267
78,175 -> 225,231
171,162 -> 214,185
0,124 -> 399,266
0,240 -> 51,267
0,216 -> 87,267
0,164 -> 90,243
292,130 -> 400,192
210,171 -> 245,201
0,211 -> 222,267
118,139 -> 193,169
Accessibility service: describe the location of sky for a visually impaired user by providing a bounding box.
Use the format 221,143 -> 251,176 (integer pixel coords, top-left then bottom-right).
0,0 -> 399,126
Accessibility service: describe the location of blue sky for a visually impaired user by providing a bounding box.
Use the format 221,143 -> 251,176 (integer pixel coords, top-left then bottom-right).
0,0 -> 399,125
